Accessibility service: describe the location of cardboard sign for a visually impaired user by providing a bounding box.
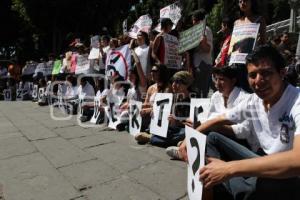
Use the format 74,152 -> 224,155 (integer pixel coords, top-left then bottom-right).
16,89 -> 23,101
3,89 -> 12,101
78,94 -> 86,118
32,85 -> 38,99
150,93 -> 173,138
189,98 -> 210,128
228,23 -> 260,65
164,34 -> 181,69
105,102 -> 121,129
75,54 -> 90,74
179,22 -> 206,54
128,14 -> 152,39
155,2 -> 182,32
90,96 -> 101,124
38,87 -> 46,102
186,126 -> 206,200
129,100 -> 143,136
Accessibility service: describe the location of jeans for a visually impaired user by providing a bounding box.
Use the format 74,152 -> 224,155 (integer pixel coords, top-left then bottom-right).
150,126 -> 185,148
207,132 -> 300,200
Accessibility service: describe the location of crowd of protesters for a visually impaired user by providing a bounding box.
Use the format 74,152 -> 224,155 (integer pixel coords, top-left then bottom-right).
1,0 -> 300,199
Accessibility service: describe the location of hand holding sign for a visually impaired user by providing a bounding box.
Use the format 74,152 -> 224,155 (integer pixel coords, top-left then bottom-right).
186,126 -> 206,200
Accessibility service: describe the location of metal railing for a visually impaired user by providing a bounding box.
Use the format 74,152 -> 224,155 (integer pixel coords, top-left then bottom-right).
266,16 -> 300,35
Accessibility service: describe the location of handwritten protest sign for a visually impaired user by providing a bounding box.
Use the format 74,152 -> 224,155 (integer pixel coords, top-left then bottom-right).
128,14 -> 152,39
164,34 -> 181,69
75,54 -> 90,74
16,89 -> 23,101
150,93 -> 173,138
90,35 -> 100,48
186,126 -> 206,200
179,22 -> 206,54
129,100 -> 143,136
90,96 -> 101,124
155,2 -> 182,32
228,23 -> 260,65
189,98 -> 210,128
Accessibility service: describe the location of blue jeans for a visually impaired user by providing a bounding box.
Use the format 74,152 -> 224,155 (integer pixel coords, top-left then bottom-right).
207,132 -> 300,200
150,126 -> 185,148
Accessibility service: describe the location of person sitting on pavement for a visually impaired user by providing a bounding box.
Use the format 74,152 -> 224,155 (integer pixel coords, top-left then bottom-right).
135,71 -> 193,147
179,45 -> 300,200
166,66 -> 257,160
77,76 -> 95,122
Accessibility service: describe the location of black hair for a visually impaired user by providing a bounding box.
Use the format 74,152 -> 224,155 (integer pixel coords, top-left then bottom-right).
138,31 -> 150,46
192,9 -> 206,21
212,66 -> 238,80
154,64 -> 169,92
161,18 -> 173,29
129,66 -> 140,87
222,17 -> 234,30
246,44 -> 286,72
101,35 -> 110,42
239,0 -> 260,17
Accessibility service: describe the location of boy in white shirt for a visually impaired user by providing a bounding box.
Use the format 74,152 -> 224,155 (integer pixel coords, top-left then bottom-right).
179,45 -> 300,199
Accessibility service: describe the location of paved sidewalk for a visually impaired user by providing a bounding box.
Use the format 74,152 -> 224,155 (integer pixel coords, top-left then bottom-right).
0,102 -> 188,200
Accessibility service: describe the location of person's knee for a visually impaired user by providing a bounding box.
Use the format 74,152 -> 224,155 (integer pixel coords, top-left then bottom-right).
207,132 -> 222,145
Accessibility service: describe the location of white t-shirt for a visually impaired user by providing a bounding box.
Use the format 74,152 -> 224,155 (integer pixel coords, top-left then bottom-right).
134,44 -> 149,76
208,87 -> 260,151
77,82 -> 95,101
226,85 -> 300,154
193,26 -> 213,66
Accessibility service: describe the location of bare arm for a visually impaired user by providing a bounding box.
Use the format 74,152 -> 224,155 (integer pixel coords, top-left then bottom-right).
196,114 -> 232,133
200,135 -> 300,188
151,35 -> 162,64
131,49 -> 147,88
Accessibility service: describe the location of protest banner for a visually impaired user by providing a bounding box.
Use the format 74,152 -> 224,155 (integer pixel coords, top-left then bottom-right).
186,126 -> 206,200
52,60 -> 62,75
3,89 -> 12,101
228,23 -> 260,65
22,62 -> 37,75
150,93 -> 173,138
75,54 -> 90,74
90,35 -> 100,48
189,98 -> 210,129
128,14 -> 152,39
106,44 -> 131,80
34,62 -> 53,77
163,34 -> 181,69
155,2 -> 182,32
179,22 -> 206,54
129,100 -> 143,136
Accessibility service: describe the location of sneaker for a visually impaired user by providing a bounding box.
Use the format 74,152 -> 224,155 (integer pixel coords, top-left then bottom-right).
166,146 -> 182,160
135,132 -> 151,144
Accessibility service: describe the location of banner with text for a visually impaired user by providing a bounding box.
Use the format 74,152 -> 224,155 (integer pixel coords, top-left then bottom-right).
179,22 -> 206,54
164,34 -> 181,69
155,2 -> 182,32
228,23 -> 260,65
128,14 -> 152,39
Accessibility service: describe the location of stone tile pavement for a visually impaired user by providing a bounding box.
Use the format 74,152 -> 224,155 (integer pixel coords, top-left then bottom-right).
0,102 -> 188,200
